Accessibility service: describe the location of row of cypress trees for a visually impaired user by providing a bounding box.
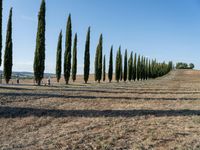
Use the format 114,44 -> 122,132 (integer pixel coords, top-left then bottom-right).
34,0 -> 173,85
0,0 -> 172,84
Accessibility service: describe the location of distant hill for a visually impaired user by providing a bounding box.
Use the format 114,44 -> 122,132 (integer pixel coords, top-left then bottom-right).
0,70 -> 55,79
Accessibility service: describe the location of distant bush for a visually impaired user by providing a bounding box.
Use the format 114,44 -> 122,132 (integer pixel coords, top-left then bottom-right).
176,62 -> 194,69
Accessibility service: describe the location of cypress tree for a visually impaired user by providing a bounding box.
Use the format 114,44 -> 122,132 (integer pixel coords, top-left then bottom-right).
4,8 -> 12,84
146,58 -> 149,80
72,33 -> 77,82
115,47 -> 121,82
123,49 -> 127,82
103,55 -> 106,81
0,0 -> 2,67
33,0 -> 46,86
56,31 -> 62,83
84,27 -> 90,84
108,46 -> 113,82
119,48 -> 122,81
128,52 -> 133,81
132,53 -> 137,81
64,14 -> 72,84
95,34 -> 103,83
94,42 -> 98,81
137,55 -> 141,81
141,56 -> 144,80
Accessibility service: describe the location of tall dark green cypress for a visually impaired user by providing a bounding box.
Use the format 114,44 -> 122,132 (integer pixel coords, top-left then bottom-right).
33,0 -> 46,86
0,0 -> 2,67
132,53 -> 137,81
137,55 -> 141,81
103,55 -> 106,81
119,47 -> 122,81
128,52 -> 133,81
3,8 -> 12,84
95,34 -> 103,83
72,33 -> 77,82
84,27 -> 90,84
123,49 -> 127,82
115,47 -> 121,82
64,14 -> 72,84
56,31 -> 62,83
108,46 -> 113,82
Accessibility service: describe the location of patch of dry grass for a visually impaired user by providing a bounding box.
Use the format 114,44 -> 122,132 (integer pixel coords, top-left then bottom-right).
1,70 -> 200,149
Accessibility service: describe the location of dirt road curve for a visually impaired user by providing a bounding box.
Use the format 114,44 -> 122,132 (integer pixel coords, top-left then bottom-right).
0,70 -> 200,149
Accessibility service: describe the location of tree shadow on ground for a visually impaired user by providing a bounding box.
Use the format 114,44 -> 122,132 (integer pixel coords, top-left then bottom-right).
1,92 -> 200,102
0,106 -> 200,118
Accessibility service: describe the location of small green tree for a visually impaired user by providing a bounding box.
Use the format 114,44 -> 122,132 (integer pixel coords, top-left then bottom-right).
56,31 -> 62,82
84,27 -> 90,84
123,49 -> 127,82
4,8 -> 13,84
33,0 -> 46,86
103,55 -> 106,81
72,33 -> 77,82
64,14 -> 72,84
128,52 -> 133,81
108,46 -> 113,82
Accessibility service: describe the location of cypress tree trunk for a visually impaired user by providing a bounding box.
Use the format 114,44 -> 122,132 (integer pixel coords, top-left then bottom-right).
103,55 -> 106,81
72,33 -> 77,82
33,0 -> 46,86
64,14 -> 72,84
108,46 -> 113,82
84,27 -> 90,84
132,53 -> 137,81
4,8 -> 12,84
123,49 -> 127,82
128,52 -> 133,81
0,0 -> 2,67
56,31 -> 62,83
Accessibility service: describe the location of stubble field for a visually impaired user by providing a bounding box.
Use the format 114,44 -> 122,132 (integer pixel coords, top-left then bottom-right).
1,70 -> 200,149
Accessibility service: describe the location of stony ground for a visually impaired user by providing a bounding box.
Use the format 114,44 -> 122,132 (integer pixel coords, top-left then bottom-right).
1,70 -> 200,149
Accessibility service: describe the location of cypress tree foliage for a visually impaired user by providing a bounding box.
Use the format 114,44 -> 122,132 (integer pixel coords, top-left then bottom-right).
103,55 -> 106,81
72,33 -> 77,82
94,44 -> 98,81
56,31 -> 62,83
94,34 -> 103,83
145,58 -> 149,80
128,52 -> 133,81
123,49 -> 127,82
0,0 -> 2,67
137,55 -> 141,81
3,8 -> 12,84
115,47 -> 121,82
64,14 -> 72,84
84,27 -> 90,84
132,53 -> 137,81
108,46 -> 113,82
119,48 -> 123,81
33,0 -> 46,86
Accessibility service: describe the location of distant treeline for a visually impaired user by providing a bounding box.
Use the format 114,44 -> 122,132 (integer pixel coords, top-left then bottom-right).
176,62 -> 194,69
0,0 -> 173,85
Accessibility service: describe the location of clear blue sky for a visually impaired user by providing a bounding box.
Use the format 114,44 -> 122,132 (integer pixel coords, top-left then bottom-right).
1,0 -> 200,74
